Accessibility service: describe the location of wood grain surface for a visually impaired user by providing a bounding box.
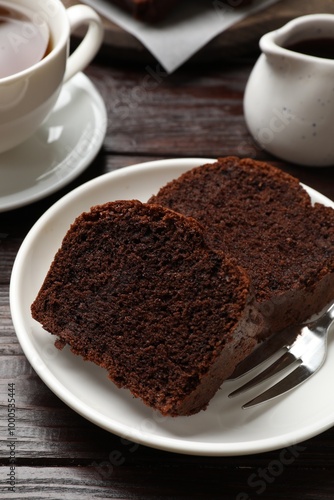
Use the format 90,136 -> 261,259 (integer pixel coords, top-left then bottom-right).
64,0 -> 334,62
2,21 -> 334,499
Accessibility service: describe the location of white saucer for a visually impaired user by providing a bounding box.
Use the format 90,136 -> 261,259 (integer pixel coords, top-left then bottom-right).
10,158 -> 334,456
0,72 -> 107,213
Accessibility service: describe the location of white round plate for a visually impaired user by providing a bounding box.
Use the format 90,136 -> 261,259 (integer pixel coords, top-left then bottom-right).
0,72 -> 107,212
10,158 -> 334,456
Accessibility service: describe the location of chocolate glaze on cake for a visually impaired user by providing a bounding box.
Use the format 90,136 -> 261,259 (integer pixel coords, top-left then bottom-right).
31,200 -> 264,416
149,157 -> 334,335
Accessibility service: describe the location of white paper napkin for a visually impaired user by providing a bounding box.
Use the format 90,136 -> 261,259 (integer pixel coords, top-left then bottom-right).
82,0 -> 280,73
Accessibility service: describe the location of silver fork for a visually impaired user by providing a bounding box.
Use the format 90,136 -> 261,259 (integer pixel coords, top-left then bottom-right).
228,301 -> 334,408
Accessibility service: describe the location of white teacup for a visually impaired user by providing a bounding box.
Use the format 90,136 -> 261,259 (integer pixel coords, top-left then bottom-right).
0,0 -> 104,154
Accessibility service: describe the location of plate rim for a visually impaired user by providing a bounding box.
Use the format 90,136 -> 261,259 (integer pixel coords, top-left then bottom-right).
0,72 -> 107,213
9,157 -> 334,456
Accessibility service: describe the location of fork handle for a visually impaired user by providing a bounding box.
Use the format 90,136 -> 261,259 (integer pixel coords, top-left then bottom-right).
316,301 -> 334,331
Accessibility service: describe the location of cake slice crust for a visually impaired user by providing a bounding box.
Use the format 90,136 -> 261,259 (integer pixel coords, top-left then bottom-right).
149,156 -> 334,334
31,200 -> 263,416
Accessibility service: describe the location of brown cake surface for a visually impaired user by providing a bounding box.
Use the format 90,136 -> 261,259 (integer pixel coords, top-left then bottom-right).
109,0 -> 252,22
149,156 -> 334,334
31,200 -> 263,416
109,0 -> 178,22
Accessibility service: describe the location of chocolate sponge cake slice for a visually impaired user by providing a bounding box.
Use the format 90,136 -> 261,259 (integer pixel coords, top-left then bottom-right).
31,200 -> 263,416
149,156 -> 334,335
108,0 -> 251,22
109,0 -> 178,22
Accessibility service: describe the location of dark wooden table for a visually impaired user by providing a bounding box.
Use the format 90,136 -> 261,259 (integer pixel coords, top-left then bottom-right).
2,43 -> 334,499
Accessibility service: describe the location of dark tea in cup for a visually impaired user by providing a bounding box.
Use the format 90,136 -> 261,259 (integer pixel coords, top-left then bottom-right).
0,3 -> 50,78
0,0 -> 103,154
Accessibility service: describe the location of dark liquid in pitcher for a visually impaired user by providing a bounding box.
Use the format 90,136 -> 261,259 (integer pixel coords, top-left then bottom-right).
0,5 -> 50,78
285,38 -> 334,59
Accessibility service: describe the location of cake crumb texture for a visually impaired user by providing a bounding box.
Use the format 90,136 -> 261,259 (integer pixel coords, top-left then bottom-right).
31,200 -> 261,416
149,156 -> 334,333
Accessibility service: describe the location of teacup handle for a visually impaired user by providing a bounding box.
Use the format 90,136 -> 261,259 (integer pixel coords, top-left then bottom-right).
63,5 -> 104,83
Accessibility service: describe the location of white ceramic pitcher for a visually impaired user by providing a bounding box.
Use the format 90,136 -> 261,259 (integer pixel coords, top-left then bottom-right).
244,14 -> 334,167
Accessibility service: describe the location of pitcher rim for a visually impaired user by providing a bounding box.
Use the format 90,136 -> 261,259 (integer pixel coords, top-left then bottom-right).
260,13 -> 334,64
